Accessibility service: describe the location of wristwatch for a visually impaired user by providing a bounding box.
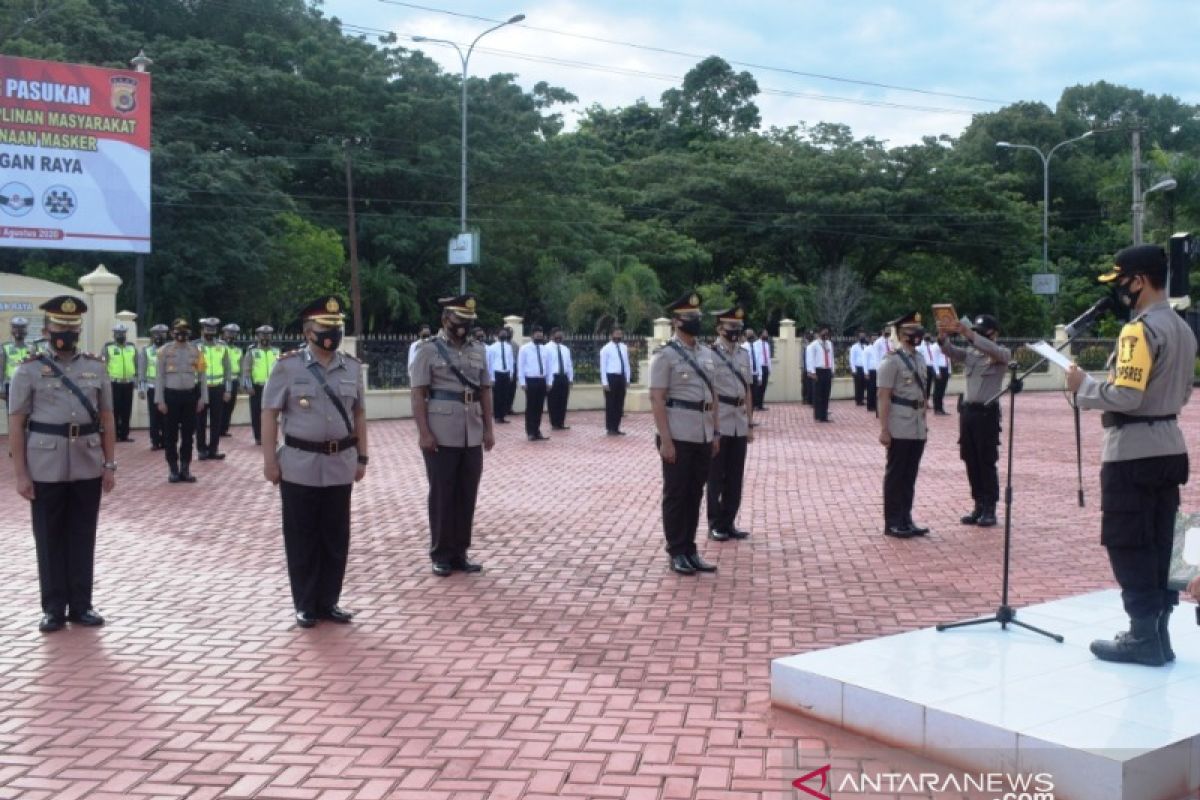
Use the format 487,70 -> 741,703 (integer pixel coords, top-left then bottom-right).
357,455 -> 369,465
102,461 -> 117,471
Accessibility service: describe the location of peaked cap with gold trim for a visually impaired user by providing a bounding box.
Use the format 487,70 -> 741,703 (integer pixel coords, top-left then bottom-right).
665,291 -> 702,315
889,310 -> 923,330
300,295 -> 347,327
710,305 -> 746,324
40,295 -> 87,326
438,293 -> 478,320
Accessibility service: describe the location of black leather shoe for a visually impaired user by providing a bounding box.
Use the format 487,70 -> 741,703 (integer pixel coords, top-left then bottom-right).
554,425 -> 571,430
452,558 -> 483,573
197,451 -> 210,461
221,432 -> 231,438
884,525 -> 917,538
179,468 -> 196,483
210,452 -> 226,460
168,469 -> 181,483
687,553 -> 718,572
708,528 -> 731,542
670,554 -> 696,575
294,611 -> 317,628
906,521 -> 930,536
321,606 -> 354,624
69,609 -> 105,626
254,439 -> 262,445
432,562 -> 453,577
960,506 -> 982,525
39,614 -> 65,633
727,527 -> 751,539
496,418 -> 510,424
976,505 -> 998,528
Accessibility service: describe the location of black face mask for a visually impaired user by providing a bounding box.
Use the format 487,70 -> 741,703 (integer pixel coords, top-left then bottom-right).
313,328 -> 343,352
152,335 -> 166,346
52,331 -> 79,352
906,332 -> 924,347
678,317 -> 702,336
1114,278 -> 1142,313
420,332 -> 430,340
534,336 -> 544,344
499,334 -> 509,341
13,332 -> 25,342
175,331 -> 189,342
258,337 -> 270,347
203,333 -> 216,341
612,337 -> 622,344
114,334 -> 126,344
721,329 -> 740,341
859,337 -> 867,344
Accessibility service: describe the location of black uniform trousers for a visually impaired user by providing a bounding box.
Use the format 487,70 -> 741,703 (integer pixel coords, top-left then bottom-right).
163,387 -> 199,470
662,438 -> 713,556
423,445 -> 483,563
959,403 -> 1001,505
492,372 -> 513,420
883,438 -> 926,528
707,433 -> 747,532
111,380 -> 134,440
221,386 -> 238,435
1101,453 -> 1189,618
813,368 -> 833,421
853,367 -> 866,405
146,386 -> 164,448
925,368 -> 936,399
801,369 -> 812,405
279,480 -> 352,614
524,377 -> 547,436
756,366 -> 770,409
866,370 -> 878,412
249,384 -> 266,443
30,477 -> 101,616
195,384 -> 225,455
504,369 -> 519,418
933,369 -> 949,413
604,374 -> 627,432
548,374 -> 571,428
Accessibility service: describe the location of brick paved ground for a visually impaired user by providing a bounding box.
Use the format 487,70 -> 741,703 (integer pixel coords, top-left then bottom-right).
0,394 -> 1197,799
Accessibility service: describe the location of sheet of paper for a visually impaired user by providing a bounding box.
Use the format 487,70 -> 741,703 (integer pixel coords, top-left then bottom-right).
1028,339 -> 1075,372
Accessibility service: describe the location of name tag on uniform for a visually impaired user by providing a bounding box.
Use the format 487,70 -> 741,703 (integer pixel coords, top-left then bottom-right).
81,372 -> 98,379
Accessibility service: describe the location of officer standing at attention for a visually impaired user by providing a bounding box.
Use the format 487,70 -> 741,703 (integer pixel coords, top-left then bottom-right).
1,316 -> 32,406
243,325 -> 280,445
849,330 -> 869,407
138,324 -> 169,450
650,292 -> 721,575
8,295 -> 116,632
546,327 -> 574,431
220,323 -> 243,438
806,325 -> 835,422
102,323 -> 138,442
864,332 -> 881,412
262,296 -> 367,628
706,306 -> 754,542
409,294 -> 495,576
156,318 -> 207,483
599,327 -> 631,435
195,318 -> 232,460
1067,244 -> 1196,666
877,312 -> 931,539
518,325 -> 550,441
938,313 -> 1010,528
486,325 -> 514,424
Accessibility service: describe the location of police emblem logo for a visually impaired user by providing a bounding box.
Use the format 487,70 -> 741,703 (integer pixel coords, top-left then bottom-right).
689,293 -> 699,306
465,298 -> 476,311
0,182 -> 35,217
734,309 -> 744,319
1119,334 -> 1139,363
299,397 -> 311,409
914,312 -> 922,324
325,298 -> 340,313
62,299 -> 77,313
110,75 -> 138,114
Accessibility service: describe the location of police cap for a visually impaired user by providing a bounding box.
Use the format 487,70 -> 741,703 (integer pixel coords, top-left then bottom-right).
222,323 -> 240,334
11,317 -> 28,328
666,291 -> 702,316
1098,244 -> 1168,284
889,310 -> 924,334
254,325 -> 273,335
39,295 -> 87,326
171,317 -> 191,331
112,323 -> 128,333
710,305 -> 746,327
438,294 -> 478,320
972,314 -> 1000,336
149,324 -> 169,334
299,296 -> 347,327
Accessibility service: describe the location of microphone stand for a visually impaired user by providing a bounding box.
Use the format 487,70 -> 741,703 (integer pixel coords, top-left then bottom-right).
936,326 -> 1096,642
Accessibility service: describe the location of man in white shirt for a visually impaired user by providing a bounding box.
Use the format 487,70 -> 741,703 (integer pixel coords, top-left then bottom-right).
806,325 -> 835,422
486,328 -> 515,423
599,327 -> 631,435
741,326 -> 763,392
849,329 -> 870,407
864,332 -> 881,412
755,331 -> 771,411
517,325 -> 550,441
407,324 -> 430,384
546,327 -> 574,430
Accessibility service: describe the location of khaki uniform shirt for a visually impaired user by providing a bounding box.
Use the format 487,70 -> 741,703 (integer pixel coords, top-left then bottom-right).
263,347 -> 365,487
409,332 -> 491,448
1075,300 -> 1196,462
649,337 -> 718,444
877,349 -> 928,440
9,352 -> 113,482
156,341 -> 206,391
941,335 -> 1010,404
709,338 -> 752,438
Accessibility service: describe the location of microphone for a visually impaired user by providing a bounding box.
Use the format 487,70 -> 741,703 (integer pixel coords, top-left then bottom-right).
1064,295 -> 1115,338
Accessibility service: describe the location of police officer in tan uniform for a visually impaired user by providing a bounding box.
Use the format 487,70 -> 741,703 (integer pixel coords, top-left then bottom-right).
156,318 -> 207,483
1067,244 -> 1197,666
706,305 -> 754,541
410,294 -> 495,576
262,296 -> 368,628
877,311 -> 931,539
8,295 -> 116,632
650,292 -> 721,575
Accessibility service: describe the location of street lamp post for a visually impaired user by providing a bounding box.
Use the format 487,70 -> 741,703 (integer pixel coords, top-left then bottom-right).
996,131 -> 1094,275
130,50 -> 153,327
1133,177 -> 1177,245
414,13 -> 525,295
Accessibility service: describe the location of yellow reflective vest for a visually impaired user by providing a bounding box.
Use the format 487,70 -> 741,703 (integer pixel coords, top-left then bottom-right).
105,342 -> 137,382
249,346 -> 280,384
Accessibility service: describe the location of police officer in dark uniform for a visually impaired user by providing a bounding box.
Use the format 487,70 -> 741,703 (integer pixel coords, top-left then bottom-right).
409,294 -> 495,576
156,318 -> 207,483
707,305 -> 754,542
1068,244 -> 1196,666
262,296 -> 368,628
877,312 -> 931,538
8,296 -> 116,631
649,292 -> 721,574
938,313 -> 1011,528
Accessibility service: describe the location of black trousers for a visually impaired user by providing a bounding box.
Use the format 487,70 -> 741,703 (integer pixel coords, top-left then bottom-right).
279,480 -> 352,614
548,374 -> 571,428
422,445 -> 483,562
30,477 -> 101,616
196,385 -> 225,454
813,368 -> 833,420
925,368 -> 936,399
111,380 -> 134,440
661,438 -> 712,556
933,369 -> 949,412
163,387 -> 199,469
524,377 -> 547,436
883,438 -> 926,528
801,369 -> 812,404
853,368 -> 866,405
492,372 -> 513,420
146,386 -> 164,447
756,366 -> 770,409
249,384 -> 266,442
866,370 -> 878,411
707,434 -> 747,532
959,404 -> 1001,505
222,386 -> 239,435
505,370 -> 518,418
1101,454 -> 1189,618
604,374 -> 627,432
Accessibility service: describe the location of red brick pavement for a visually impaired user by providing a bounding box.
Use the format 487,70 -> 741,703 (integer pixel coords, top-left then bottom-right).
0,394 -> 1196,799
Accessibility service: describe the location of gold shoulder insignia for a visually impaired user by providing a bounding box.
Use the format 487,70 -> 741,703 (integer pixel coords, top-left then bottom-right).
278,349 -> 302,360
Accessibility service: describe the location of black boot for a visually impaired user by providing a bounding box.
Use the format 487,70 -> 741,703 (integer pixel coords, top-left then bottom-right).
179,463 -> 197,483
1160,606 -> 1175,662
1090,614 -> 1165,666
960,505 -> 982,525
976,504 -> 998,528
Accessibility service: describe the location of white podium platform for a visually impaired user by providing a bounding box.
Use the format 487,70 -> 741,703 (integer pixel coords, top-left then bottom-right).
772,590 -> 1200,800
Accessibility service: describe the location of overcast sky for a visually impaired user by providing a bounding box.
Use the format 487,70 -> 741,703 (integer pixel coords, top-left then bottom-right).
318,0 -> 1200,145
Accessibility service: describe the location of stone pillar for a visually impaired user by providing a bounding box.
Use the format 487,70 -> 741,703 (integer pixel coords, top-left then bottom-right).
78,264 -> 121,355
776,319 -> 802,403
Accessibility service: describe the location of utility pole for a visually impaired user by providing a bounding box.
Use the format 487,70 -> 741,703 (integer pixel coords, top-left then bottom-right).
1131,127 -> 1143,245
344,143 -> 363,348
